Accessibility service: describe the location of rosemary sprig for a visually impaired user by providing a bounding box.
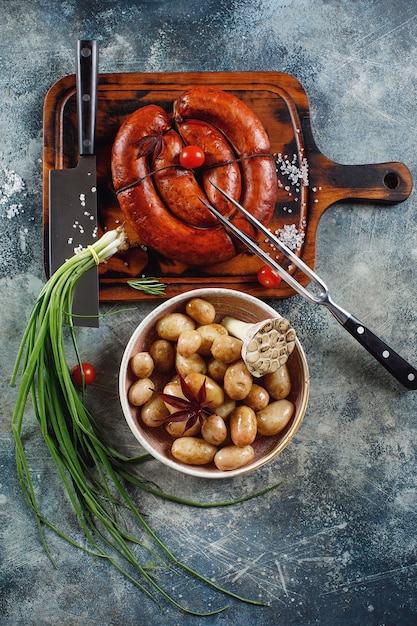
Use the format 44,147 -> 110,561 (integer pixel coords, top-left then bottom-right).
128,276 -> 166,296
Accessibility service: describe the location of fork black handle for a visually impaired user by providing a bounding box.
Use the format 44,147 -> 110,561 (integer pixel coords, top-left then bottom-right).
340,314 -> 417,389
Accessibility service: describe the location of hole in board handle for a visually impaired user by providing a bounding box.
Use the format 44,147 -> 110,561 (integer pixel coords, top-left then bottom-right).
383,172 -> 400,190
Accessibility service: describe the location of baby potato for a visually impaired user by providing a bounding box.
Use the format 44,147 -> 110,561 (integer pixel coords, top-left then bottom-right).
263,364 -> 291,400
141,395 -> 169,427
210,335 -> 243,363
256,399 -> 295,436
230,405 -> 257,446
215,394 -> 236,419
177,329 -> 202,357
223,359 -> 253,401
165,419 -> 201,438
201,414 -> 228,446
128,378 -> 154,407
185,297 -> 216,325
245,383 -> 270,411
184,372 -> 224,407
149,339 -> 175,374
207,358 -> 228,382
171,437 -> 217,465
175,351 -> 207,378
196,324 -> 228,356
162,380 -> 187,413
156,312 -> 195,341
214,445 -> 254,471
130,351 -> 154,379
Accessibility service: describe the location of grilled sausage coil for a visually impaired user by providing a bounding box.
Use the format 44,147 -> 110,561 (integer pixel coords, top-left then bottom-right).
111,87 -> 277,266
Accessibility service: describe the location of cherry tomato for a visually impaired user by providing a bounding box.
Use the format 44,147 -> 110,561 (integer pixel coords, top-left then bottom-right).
179,145 -> 205,169
257,265 -> 282,288
71,362 -> 97,386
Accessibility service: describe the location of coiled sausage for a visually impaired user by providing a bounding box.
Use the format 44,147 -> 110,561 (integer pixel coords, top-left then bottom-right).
112,104 -> 236,266
112,87 -> 277,266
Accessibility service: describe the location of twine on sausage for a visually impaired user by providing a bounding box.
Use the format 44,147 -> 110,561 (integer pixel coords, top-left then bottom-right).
115,165 -> 175,195
114,153 -> 274,196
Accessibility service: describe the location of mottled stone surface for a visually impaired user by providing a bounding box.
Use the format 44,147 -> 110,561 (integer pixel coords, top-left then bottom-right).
1,1 -> 416,624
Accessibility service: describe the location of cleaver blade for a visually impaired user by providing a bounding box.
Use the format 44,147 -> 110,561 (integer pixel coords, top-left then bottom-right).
49,40 -> 99,327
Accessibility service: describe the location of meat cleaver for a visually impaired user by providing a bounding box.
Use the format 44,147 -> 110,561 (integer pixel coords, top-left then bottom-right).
49,40 -> 99,327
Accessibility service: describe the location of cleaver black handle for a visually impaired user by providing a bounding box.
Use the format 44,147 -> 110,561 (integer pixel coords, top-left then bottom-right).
76,40 -> 98,156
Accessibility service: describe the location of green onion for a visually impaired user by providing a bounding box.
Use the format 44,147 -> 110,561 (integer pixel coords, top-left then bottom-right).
10,227 -> 275,616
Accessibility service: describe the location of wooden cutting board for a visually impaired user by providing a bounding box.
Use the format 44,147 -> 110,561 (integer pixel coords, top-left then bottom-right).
43,71 -> 412,301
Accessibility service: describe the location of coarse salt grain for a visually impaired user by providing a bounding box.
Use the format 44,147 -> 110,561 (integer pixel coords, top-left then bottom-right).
275,153 -> 309,188
1,169 -> 25,217
276,223 -> 305,251
6,204 -> 20,219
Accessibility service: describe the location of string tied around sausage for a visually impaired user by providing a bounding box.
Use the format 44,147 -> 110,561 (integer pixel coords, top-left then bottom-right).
114,152 -> 275,196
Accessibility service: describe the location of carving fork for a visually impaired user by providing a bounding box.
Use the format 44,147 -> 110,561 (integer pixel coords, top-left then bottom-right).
199,182 -> 417,389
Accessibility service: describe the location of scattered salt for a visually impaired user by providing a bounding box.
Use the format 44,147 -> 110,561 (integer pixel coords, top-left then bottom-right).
6,204 -> 20,219
276,223 -> 305,251
275,153 -> 309,188
300,158 -> 309,186
1,168 -> 25,218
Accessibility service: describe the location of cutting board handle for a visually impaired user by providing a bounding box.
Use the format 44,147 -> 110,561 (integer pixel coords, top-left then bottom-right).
310,154 -> 413,206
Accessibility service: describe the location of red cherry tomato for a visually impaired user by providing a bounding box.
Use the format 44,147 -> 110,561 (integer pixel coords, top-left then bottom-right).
179,145 -> 205,169
257,265 -> 282,288
71,362 -> 97,386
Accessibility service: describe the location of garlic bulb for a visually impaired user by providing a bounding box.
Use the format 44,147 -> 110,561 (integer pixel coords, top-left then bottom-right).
221,316 -> 296,377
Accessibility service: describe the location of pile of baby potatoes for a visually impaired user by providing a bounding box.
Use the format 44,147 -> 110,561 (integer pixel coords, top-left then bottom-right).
127,297 -> 295,471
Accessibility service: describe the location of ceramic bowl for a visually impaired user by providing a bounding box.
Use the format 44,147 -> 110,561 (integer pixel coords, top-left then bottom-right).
119,288 -> 309,478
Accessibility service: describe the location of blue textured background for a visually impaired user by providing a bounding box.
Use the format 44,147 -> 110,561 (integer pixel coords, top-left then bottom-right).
1,1 -> 416,624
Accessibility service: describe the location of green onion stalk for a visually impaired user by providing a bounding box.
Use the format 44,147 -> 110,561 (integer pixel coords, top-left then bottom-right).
10,226 -> 278,616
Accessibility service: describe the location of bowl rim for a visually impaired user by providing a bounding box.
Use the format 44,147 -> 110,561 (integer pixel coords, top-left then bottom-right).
119,288 -> 309,479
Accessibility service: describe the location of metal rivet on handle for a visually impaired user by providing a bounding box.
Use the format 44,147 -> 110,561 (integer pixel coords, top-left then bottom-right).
81,47 -> 91,57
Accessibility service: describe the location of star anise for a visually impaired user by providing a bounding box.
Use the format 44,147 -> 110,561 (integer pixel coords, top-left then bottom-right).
136,133 -> 166,160
154,374 -> 213,430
